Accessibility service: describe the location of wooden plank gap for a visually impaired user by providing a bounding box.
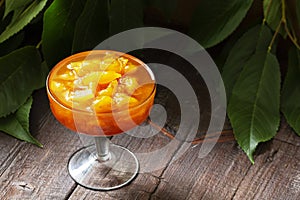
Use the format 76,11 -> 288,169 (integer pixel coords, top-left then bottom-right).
274,137 -> 300,147
64,183 -> 78,200
35,111 -> 52,133
148,139 -> 186,199
228,163 -> 252,200
0,142 -> 25,177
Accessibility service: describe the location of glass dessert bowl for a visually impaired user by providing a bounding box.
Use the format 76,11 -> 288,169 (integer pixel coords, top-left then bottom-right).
46,50 -> 156,190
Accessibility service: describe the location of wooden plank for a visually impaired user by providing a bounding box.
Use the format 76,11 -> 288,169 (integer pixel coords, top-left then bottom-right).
150,141 -> 251,200
150,129 -> 300,200
232,139 -> 300,200
68,174 -> 157,200
68,127 -> 179,199
0,90 -> 82,199
275,119 -> 300,146
0,61 -> 298,200
0,113 -> 82,199
0,132 -> 20,163
0,89 -> 47,176
0,133 -> 23,176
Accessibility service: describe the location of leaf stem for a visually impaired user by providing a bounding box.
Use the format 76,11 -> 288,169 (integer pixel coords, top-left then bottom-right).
284,22 -> 300,49
268,0 -> 300,51
36,40 -> 42,49
263,0 -> 273,25
290,24 -> 297,40
281,0 -> 300,49
282,0 -> 287,23
268,20 -> 282,52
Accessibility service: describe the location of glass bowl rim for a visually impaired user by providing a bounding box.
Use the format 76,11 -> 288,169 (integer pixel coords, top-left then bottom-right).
46,50 -> 156,116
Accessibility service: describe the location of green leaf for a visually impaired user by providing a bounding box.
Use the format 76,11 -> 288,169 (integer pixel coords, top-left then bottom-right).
72,0 -> 109,53
228,51 -> 280,163
3,0 -> 33,18
0,0 -> 47,43
222,25 -> 273,100
225,26 -> 281,163
0,97 -> 42,147
42,0 -> 86,68
0,4 -> 12,34
0,46 -> 43,117
109,0 -> 143,35
263,0 -> 286,37
281,47 -> 300,136
189,0 -> 253,48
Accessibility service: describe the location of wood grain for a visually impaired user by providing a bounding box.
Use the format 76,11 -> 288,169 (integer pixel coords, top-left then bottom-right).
232,139 -> 300,200
275,118 -> 300,146
150,141 -> 251,200
0,63 -> 299,199
0,114 -> 81,199
68,125 -> 179,199
0,134 -> 22,176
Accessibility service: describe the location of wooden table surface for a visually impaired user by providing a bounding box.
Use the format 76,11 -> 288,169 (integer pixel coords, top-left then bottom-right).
1,51 -> 300,199
1,87 -> 300,200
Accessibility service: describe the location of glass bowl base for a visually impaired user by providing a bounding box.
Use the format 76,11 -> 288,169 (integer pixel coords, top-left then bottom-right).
68,144 -> 139,190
